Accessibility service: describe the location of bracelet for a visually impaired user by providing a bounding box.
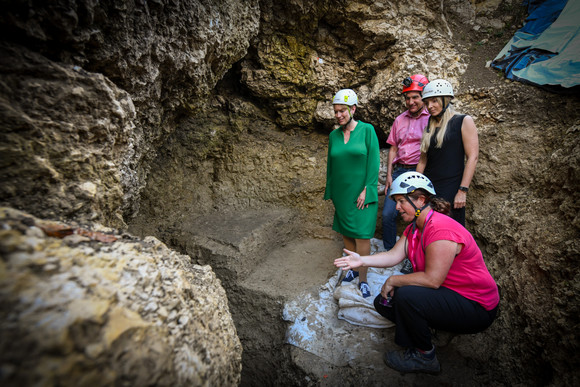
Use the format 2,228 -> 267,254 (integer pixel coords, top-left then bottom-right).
459,186 -> 469,192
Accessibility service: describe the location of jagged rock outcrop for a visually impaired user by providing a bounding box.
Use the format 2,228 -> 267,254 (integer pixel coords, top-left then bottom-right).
1,1 -> 258,384
0,43 -> 136,228
0,0 -> 261,224
0,207 -> 242,386
243,0 -> 467,138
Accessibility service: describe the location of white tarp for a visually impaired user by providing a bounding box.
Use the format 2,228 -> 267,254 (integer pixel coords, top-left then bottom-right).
282,239 -> 403,365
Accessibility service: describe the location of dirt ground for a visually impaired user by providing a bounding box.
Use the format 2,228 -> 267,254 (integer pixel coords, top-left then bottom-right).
451,5 -> 528,90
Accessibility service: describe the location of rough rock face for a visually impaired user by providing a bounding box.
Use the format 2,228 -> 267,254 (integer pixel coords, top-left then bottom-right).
133,0 -> 471,238
0,0 -> 260,223
1,0 -> 579,385
0,43 -> 136,229
464,82 -> 580,384
0,207 -> 242,386
133,93 -> 335,240
0,1 -> 258,384
244,0 -> 467,140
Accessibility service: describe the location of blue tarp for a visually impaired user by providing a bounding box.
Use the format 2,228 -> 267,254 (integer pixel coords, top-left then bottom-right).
491,0 -> 580,90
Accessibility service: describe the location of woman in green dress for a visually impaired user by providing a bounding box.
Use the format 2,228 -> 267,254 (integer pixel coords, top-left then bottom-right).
324,89 -> 380,298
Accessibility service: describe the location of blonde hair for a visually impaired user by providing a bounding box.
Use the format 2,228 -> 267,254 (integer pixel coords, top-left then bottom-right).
420,96 -> 456,152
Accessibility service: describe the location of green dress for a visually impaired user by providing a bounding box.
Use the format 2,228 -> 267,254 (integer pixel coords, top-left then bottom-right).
324,121 -> 380,239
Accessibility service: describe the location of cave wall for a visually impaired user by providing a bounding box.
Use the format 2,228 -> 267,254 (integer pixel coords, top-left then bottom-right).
465,83 -> 580,384
132,0 -> 470,238
0,0 -> 579,385
0,0 -> 260,385
0,0 -> 260,227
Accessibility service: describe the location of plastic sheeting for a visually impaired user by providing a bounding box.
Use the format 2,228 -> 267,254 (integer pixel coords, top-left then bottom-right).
282,238 -> 399,366
491,0 -> 580,89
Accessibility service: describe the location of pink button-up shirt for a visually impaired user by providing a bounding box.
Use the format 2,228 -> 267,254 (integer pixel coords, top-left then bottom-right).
387,108 -> 430,165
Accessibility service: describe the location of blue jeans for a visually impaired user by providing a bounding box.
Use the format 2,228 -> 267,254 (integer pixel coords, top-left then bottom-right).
382,165 -> 415,249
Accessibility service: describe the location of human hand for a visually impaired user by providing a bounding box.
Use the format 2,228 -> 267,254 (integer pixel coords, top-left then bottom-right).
454,190 -> 467,209
356,188 -> 368,209
334,248 -> 363,270
381,278 -> 394,298
386,174 -> 393,191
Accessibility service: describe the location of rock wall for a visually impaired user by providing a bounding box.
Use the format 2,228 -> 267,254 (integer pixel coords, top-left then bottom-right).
0,0 -> 260,226
0,0 -> 579,385
0,43 -> 136,228
244,0 -> 467,140
132,0 -> 470,238
465,82 -> 580,385
0,0 -> 258,384
0,207 -> 242,386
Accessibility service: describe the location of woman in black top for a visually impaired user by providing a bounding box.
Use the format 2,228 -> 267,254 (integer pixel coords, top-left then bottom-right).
416,79 -> 479,226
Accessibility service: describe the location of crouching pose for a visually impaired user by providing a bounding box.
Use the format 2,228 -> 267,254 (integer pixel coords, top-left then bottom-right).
334,171 -> 499,374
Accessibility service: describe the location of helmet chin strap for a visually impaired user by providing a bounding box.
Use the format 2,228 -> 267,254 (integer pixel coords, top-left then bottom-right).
425,100 -> 451,134
433,100 -> 451,118
404,193 -> 429,231
346,106 -> 354,126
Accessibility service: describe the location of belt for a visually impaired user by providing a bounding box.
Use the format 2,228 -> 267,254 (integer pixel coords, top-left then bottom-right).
395,163 -> 416,169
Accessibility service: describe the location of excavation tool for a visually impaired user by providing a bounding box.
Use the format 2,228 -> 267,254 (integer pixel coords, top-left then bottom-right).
336,267 -> 346,287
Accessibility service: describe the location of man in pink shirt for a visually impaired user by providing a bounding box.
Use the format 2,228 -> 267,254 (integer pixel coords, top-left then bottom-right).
382,74 -> 430,250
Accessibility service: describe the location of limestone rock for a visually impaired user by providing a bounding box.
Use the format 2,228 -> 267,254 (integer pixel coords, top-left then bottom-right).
1,0 -> 579,385
0,0 -> 261,221
0,207 -> 242,386
241,0 -> 467,135
0,43 -> 135,229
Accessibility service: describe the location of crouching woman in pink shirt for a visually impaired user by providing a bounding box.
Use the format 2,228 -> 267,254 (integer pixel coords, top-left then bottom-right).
334,171 -> 499,375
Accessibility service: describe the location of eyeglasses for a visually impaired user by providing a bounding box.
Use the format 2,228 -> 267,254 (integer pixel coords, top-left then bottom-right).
402,77 -> 425,88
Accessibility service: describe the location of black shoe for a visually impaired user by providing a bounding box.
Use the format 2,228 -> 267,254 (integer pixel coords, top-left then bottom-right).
383,348 -> 441,374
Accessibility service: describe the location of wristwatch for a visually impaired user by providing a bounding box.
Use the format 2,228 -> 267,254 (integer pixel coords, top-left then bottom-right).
459,186 -> 469,192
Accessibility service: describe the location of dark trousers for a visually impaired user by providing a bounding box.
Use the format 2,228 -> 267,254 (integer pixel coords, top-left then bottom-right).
382,165 -> 414,250
374,285 -> 498,351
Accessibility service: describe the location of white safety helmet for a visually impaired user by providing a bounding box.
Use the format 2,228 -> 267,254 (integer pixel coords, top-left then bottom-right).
421,79 -> 454,100
389,171 -> 436,199
332,89 -> 358,106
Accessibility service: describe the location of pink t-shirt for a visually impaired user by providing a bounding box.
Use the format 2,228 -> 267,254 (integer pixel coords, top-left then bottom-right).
403,211 -> 500,311
387,108 -> 430,165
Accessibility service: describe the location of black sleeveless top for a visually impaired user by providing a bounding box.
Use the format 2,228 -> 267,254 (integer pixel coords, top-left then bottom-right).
424,114 -> 467,224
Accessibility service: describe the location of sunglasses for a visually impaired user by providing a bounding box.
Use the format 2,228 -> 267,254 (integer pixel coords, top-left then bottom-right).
402,77 -> 425,88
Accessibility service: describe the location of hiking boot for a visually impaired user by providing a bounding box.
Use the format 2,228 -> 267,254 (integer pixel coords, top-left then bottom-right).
342,269 -> 359,283
383,348 -> 441,374
359,281 -> 371,298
